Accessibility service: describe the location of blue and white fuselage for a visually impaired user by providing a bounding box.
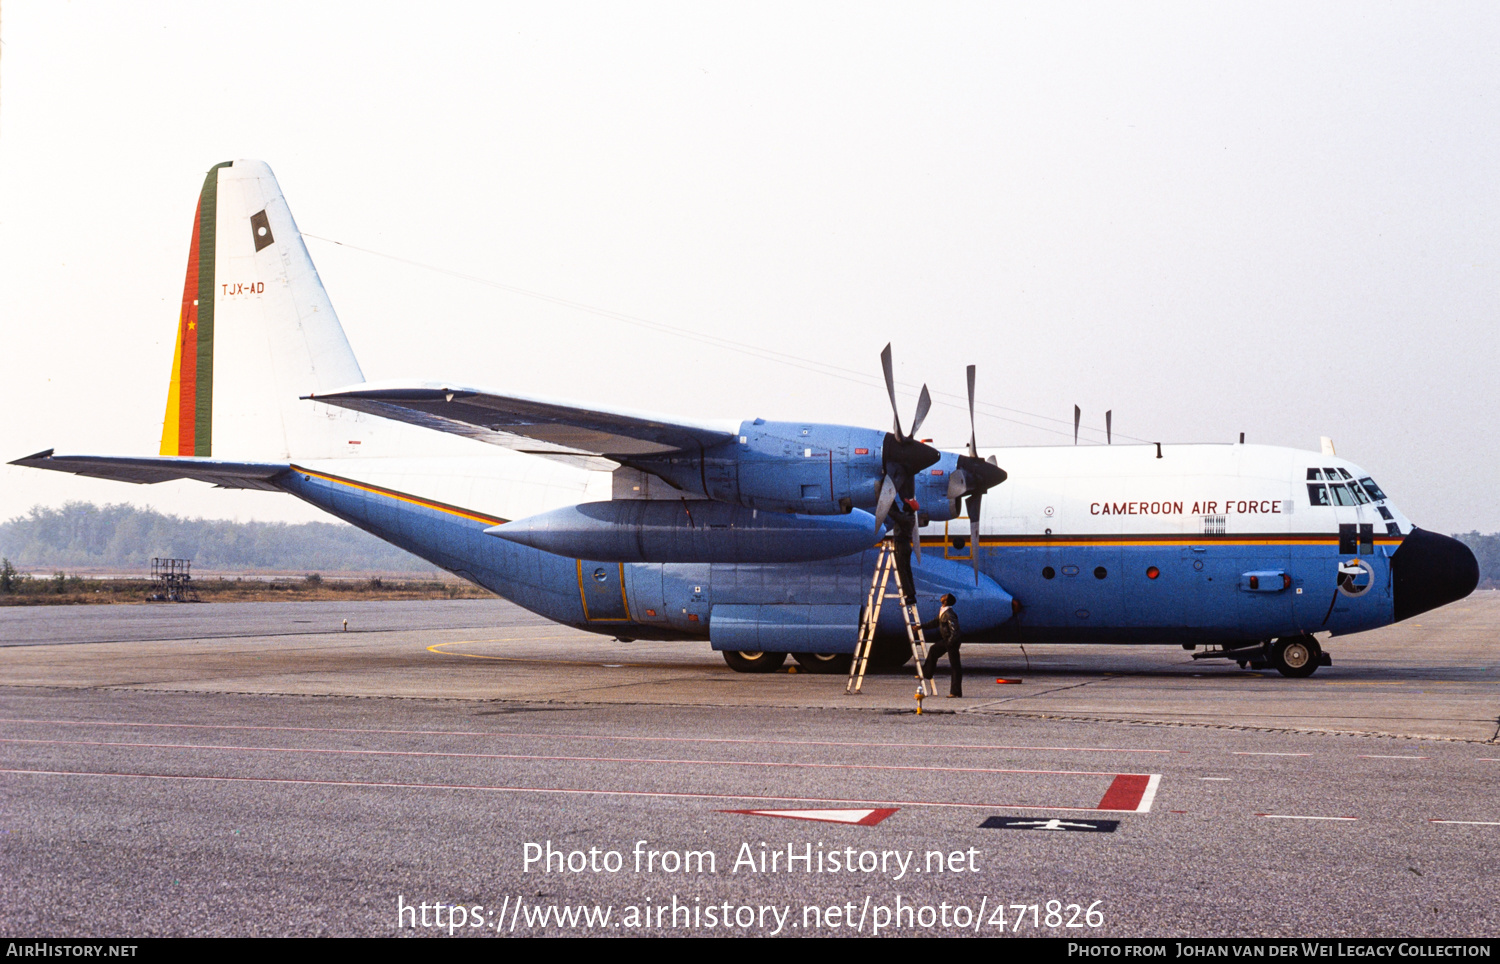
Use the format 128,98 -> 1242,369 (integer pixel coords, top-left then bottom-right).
264,438 -> 1471,663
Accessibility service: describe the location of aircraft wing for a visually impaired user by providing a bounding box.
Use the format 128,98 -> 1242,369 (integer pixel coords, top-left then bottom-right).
308,381 -> 739,468
8,450 -> 291,491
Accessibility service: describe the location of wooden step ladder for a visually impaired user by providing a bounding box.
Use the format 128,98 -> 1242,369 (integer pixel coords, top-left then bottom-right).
846,538 -> 934,695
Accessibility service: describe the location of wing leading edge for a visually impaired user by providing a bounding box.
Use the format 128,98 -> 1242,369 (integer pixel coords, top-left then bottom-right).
307,381 -> 739,469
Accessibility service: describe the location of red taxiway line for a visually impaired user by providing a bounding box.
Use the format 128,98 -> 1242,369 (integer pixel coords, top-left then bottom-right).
0,717 -> 1175,754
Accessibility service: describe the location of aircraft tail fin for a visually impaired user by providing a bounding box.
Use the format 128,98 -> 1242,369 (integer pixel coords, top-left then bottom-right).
159,160 -> 365,460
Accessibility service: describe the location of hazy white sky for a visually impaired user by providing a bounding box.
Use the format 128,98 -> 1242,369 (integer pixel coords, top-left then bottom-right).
2,3 -> 1496,532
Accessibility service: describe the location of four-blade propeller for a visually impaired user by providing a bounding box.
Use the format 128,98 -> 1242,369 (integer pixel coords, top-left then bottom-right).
945,364 -> 1008,582
871,344 -> 941,549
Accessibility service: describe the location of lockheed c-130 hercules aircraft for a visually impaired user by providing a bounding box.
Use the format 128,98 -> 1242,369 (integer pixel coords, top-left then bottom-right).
14,160 -> 1480,679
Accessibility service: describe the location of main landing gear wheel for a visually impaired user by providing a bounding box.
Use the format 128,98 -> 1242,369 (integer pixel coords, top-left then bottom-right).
1270,636 -> 1322,678
792,652 -> 853,674
722,650 -> 787,673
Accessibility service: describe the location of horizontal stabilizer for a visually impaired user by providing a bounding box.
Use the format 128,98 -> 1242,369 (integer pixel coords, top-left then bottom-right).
308,381 -> 737,469
9,450 -> 290,491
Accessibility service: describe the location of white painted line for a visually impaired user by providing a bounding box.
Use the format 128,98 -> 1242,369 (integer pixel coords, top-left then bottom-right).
0,737 -> 1138,779
721,808 -> 899,826
1199,777 -> 1231,781
1428,819 -> 1500,826
1257,814 -> 1357,821
1134,774 -> 1161,814
1478,759 -> 1499,763
1233,752 -> 1312,757
1358,755 -> 1428,760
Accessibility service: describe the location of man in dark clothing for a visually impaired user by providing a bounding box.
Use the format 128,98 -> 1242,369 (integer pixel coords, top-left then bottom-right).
921,593 -> 963,697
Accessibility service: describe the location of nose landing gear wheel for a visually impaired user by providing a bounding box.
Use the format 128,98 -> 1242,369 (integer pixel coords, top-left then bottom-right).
1271,636 -> 1322,678
792,652 -> 853,674
722,650 -> 788,673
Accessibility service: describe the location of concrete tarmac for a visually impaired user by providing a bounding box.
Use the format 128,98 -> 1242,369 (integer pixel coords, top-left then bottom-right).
2,592 -> 1497,937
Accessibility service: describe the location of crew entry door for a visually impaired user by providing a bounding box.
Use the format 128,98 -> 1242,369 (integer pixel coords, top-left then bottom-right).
578,560 -> 631,622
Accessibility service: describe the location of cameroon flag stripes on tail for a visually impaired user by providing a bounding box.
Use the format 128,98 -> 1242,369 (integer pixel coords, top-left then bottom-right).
160,162 -> 232,456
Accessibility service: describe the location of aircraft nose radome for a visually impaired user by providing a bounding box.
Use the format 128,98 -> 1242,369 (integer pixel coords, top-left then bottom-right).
1391,528 -> 1480,623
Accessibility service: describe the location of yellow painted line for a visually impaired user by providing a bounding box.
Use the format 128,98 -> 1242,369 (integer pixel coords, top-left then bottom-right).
427,640 -> 592,665
292,466 -> 504,526
426,640 -> 687,670
1322,680 -> 1477,686
427,637 -> 579,659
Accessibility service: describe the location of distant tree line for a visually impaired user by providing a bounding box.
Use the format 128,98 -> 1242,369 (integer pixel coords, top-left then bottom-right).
0,502 -> 437,572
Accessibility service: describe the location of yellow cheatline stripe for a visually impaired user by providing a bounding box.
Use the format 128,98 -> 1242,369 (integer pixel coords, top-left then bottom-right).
927,536 -> 1404,548
961,540 -> 1382,549
291,466 -> 505,526
575,558 -> 590,619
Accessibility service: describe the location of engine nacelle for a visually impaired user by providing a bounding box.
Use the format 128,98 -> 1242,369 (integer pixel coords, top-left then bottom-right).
630,420 -> 964,520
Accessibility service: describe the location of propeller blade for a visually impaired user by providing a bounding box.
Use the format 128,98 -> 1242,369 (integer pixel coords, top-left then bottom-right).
967,492 -> 983,583
891,522 -> 917,602
911,514 -> 922,562
909,384 -> 932,439
881,343 -> 903,438
872,473 -> 898,533
1106,409 -> 1112,445
946,467 -> 971,501
1074,405 -> 1081,445
966,364 -> 978,458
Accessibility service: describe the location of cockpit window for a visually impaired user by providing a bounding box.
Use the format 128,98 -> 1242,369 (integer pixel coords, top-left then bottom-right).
1307,468 -> 1390,509
1377,505 -> 1393,520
